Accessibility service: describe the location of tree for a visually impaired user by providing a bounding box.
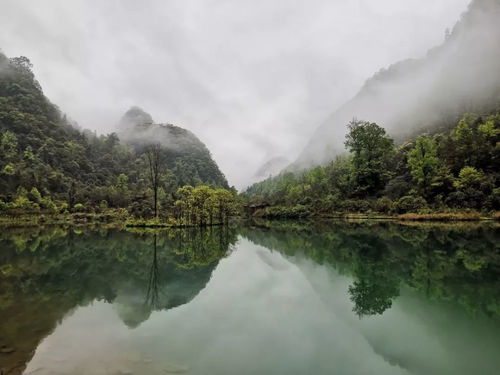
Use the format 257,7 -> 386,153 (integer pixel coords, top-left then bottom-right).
344,120 -> 394,196
145,144 -> 164,218
407,136 -> 440,199
454,166 -> 485,191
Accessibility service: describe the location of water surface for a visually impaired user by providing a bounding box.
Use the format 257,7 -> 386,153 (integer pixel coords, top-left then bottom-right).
0,221 -> 499,375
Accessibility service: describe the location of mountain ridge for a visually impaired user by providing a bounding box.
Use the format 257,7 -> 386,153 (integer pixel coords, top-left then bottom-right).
294,0 -> 500,169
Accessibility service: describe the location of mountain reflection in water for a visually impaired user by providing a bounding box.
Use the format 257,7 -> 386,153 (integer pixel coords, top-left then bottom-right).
0,221 -> 499,375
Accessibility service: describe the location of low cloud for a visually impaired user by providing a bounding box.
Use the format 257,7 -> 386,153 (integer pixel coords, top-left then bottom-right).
0,0 -> 469,188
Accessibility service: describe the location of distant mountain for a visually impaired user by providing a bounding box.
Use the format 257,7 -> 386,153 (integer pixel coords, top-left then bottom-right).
295,0 -> 500,168
254,156 -> 290,179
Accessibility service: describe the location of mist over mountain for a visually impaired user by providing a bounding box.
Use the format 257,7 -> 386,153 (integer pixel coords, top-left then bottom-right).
118,106 -> 154,130
117,106 -> 229,188
254,156 -> 290,179
0,52 -> 228,210
295,0 -> 500,169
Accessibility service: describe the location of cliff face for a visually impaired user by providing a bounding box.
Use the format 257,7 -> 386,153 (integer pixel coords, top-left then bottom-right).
295,0 -> 500,169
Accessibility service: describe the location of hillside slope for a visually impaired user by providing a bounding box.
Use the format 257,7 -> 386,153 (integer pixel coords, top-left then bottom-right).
295,0 -> 500,168
0,52 -> 228,208
118,106 -> 228,188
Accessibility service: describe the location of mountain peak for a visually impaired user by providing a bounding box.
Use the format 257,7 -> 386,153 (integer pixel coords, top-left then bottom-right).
118,106 -> 154,131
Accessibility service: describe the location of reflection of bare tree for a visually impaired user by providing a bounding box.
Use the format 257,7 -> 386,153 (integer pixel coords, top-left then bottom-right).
144,234 -> 161,309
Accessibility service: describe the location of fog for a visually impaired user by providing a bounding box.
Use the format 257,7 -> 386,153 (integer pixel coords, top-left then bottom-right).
296,0 -> 500,168
0,0 -> 470,188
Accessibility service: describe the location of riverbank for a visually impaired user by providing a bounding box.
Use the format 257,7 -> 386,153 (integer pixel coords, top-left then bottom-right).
250,208 -> 500,222
0,210 -> 128,228
0,210 -> 498,228
0,211 -> 232,228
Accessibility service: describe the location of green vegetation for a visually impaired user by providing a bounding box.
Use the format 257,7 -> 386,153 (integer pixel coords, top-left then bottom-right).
126,185 -> 239,228
0,226 -> 236,374
244,115 -> 500,218
241,220 -> 500,318
0,51 -> 237,226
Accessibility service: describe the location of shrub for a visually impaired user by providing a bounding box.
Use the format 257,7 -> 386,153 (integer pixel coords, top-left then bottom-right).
395,195 -> 427,213
484,188 -> 500,211
73,203 -> 85,212
340,199 -> 370,213
260,205 -> 311,218
58,202 -> 69,214
372,197 -> 395,214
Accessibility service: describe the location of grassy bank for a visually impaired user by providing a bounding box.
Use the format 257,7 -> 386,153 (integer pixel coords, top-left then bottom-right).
0,211 -> 232,228
251,205 -> 499,222
0,209 -> 129,228
1,209 -> 498,228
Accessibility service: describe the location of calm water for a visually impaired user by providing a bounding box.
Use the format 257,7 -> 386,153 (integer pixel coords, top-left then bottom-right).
1,221 -> 499,375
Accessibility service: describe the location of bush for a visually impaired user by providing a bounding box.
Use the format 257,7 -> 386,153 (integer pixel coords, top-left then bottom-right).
383,176 -> 411,200
260,205 -> 311,218
395,195 -> 427,213
372,197 -> 395,213
73,203 -> 85,212
340,199 -> 370,213
484,188 -> 500,211
58,202 -> 69,214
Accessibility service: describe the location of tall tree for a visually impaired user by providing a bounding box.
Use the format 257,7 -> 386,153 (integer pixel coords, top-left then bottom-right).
344,120 -> 394,196
145,144 -> 164,218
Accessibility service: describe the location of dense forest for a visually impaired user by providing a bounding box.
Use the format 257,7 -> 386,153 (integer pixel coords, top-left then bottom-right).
243,114 -> 500,217
0,51 -> 237,223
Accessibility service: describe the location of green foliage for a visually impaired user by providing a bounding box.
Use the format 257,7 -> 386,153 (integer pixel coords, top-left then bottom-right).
172,185 -> 239,226
0,51 -> 229,217
244,113 -> 500,216
395,195 -> 427,213
241,220 -> 500,318
345,119 -> 394,196
407,136 -> 440,199
73,203 -> 85,212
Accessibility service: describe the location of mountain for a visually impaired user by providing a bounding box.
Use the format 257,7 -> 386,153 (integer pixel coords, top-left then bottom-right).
295,0 -> 500,168
254,156 -> 290,179
118,106 -> 229,188
0,51 -> 228,208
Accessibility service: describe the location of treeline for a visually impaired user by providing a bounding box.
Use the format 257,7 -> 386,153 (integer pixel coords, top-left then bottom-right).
244,113 -> 500,217
172,185 -> 238,226
0,52 -> 233,222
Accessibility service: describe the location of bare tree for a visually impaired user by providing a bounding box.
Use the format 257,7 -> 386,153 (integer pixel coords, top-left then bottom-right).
145,143 -> 164,218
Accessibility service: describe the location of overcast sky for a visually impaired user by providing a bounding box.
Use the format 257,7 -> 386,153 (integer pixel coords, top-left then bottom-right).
0,0 -> 470,188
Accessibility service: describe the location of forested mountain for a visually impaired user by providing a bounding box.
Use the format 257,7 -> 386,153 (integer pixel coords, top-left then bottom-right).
244,114 -> 500,216
118,106 -> 228,188
295,0 -> 500,169
0,51 -> 228,213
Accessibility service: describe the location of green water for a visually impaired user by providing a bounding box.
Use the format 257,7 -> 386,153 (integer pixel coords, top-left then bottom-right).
0,221 -> 499,375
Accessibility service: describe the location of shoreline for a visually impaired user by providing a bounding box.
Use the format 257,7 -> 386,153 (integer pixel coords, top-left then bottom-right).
0,211 -> 498,228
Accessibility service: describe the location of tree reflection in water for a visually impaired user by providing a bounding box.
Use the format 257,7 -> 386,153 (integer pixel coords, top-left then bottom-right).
240,220 -> 500,318
0,226 -> 237,375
